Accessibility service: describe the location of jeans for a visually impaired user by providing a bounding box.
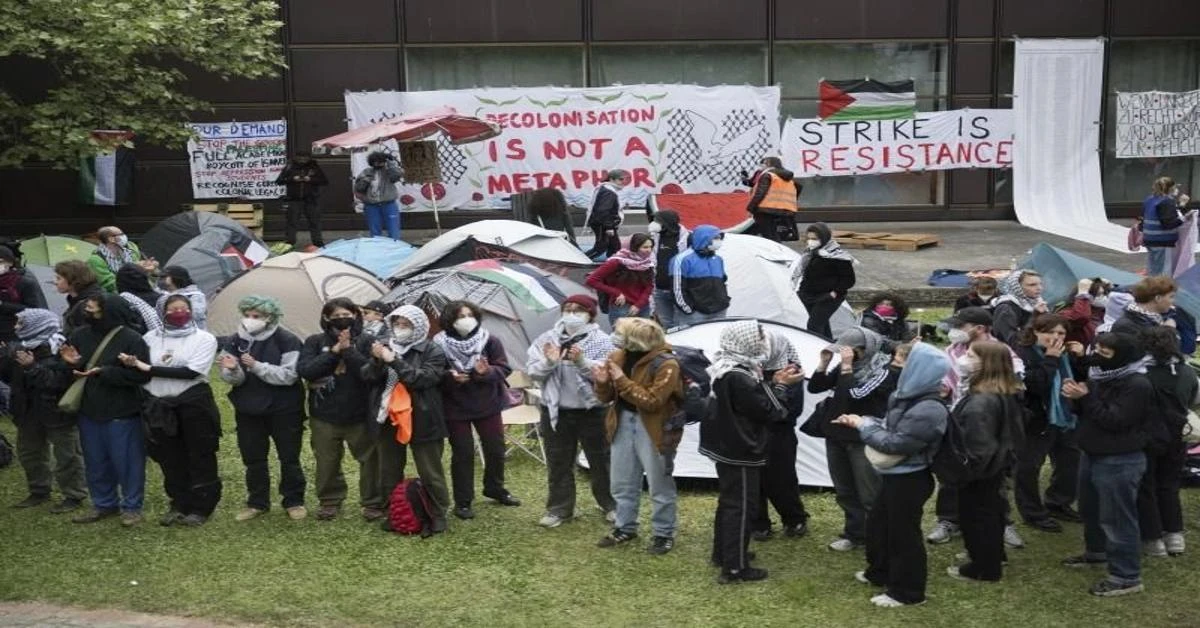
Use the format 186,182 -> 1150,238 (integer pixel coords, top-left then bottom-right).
752,425 -> 809,531
1146,247 -> 1172,277
652,289 -> 678,330
285,197 -> 324,247
145,388 -> 223,517
235,411 -> 307,510
1137,442 -> 1185,540
78,415 -> 145,513
364,200 -> 401,240
957,473 -> 1007,581
610,409 -> 677,538
864,469 -> 935,605
801,294 -> 842,339
606,303 -> 648,326
310,418 -> 381,509
676,308 -> 728,327
1079,451 -> 1146,585
15,421 -> 87,500
1015,424 -> 1080,522
826,439 -> 880,543
447,414 -> 508,506
712,463 -> 761,571
542,406 -> 615,518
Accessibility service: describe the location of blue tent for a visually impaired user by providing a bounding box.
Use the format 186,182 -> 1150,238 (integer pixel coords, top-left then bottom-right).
319,237 -> 416,280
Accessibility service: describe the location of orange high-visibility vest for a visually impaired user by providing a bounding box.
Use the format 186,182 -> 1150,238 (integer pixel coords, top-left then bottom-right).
756,172 -> 799,213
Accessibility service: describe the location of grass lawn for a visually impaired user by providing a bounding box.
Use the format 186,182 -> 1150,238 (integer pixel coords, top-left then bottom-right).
3,363 -> 1199,626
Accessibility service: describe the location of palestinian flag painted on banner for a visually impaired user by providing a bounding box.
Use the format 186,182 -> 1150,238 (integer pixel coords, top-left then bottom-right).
818,79 -> 916,121
79,130 -> 135,206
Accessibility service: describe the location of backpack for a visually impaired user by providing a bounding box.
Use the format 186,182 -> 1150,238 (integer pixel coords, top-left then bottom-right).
386,478 -> 435,537
652,345 -> 714,431
930,403 -> 972,487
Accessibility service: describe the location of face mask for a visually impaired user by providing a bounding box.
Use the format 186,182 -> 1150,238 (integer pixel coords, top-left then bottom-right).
1093,295 -> 1109,309
114,235 -> 129,247
874,305 -> 897,318
647,222 -> 663,235
708,239 -> 723,252
164,311 -> 192,327
562,312 -> 589,331
610,332 -> 626,348
806,239 -> 821,250
327,317 -> 355,332
947,328 -> 971,345
1090,353 -> 1123,371
0,263 -> 10,275
364,320 -> 385,335
976,291 -> 995,300
242,317 -> 267,334
392,327 -> 414,343
453,316 -> 478,336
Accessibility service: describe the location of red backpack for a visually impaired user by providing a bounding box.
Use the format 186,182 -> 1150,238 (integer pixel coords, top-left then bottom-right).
387,478 -> 435,537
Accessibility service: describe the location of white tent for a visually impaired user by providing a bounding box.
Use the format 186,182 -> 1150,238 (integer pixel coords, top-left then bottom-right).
390,220 -> 593,281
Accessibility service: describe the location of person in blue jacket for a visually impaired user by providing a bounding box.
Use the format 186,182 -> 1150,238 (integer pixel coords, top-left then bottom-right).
1139,176 -> 1190,277
670,225 -> 730,326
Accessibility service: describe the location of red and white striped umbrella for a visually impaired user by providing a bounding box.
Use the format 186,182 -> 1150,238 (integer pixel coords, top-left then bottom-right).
310,106 -> 500,154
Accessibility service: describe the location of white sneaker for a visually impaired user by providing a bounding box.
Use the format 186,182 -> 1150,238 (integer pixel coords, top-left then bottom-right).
854,571 -> 870,584
956,551 -> 1009,566
538,513 -> 566,528
605,510 -> 617,523
829,538 -> 860,552
1144,538 -> 1168,557
1004,525 -> 1025,549
870,593 -> 923,608
926,520 -> 960,544
1165,532 -> 1185,556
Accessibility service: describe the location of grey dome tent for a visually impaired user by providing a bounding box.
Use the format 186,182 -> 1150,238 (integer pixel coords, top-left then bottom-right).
139,212 -> 257,263
164,228 -> 269,297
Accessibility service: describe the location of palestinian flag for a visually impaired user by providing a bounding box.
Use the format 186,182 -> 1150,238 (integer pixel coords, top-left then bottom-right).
79,130 -> 135,206
819,79 -> 916,121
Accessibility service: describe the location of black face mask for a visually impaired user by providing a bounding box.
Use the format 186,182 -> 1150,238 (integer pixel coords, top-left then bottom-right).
328,317 -> 355,332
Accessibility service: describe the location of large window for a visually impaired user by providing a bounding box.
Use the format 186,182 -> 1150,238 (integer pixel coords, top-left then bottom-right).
405,46 -> 585,91
590,44 -> 766,87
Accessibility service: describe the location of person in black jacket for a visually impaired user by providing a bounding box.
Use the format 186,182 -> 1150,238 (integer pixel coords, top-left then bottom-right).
527,187 -> 578,247
276,150 -> 329,248
750,330 -> 810,541
699,320 -> 806,584
860,292 -> 916,351
1061,332 -> 1153,597
796,223 -> 856,339
0,309 -> 86,512
992,270 -> 1047,347
217,295 -> 308,522
584,169 -> 630,260
114,263 -> 159,309
0,244 -> 46,343
649,210 -> 687,330
60,294 -> 152,526
954,276 -> 998,313
298,298 -> 382,522
948,341 -> 1025,583
54,260 -> 103,336
1137,327 -> 1198,557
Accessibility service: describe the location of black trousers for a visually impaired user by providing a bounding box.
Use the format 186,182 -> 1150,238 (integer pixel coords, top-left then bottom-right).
285,197 -> 324,247
542,406 -> 615,518
1137,441 -> 1186,540
957,473 -> 1007,581
446,414 -> 507,507
712,463 -> 762,571
751,426 -> 809,531
584,224 -> 620,259
235,410 -> 307,510
936,470 -> 1013,525
800,294 -> 842,340
865,469 -> 934,605
1015,424 -> 1079,522
146,386 -> 223,517
751,212 -> 781,242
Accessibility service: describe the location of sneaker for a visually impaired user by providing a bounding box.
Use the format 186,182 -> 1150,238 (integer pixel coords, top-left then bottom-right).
362,507 -> 386,522
179,514 -> 207,527
1026,517 -> 1063,533
718,566 -> 768,584
158,510 -> 185,527
315,505 -> 340,521
605,510 -> 617,523
647,536 -> 675,555
120,512 -> 143,527
1004,525 -> 1026,549
1090,579 -> 1144,597
1165,532 -> 1186,556
854,571 -> 879,585
454,505 -> 475,520
286,506 -> 307,521
430,516 -> 447,534
926,520 -> 960,544
72,508 -> 118,524
597,529 -> 638,548
783,522 -> 808,538
1047,504 -> 1082,523
751,529 -> 773,542
1144,538 -> 1168,557
870,593 -> 924,608
48,498 -> 83,514
828,538 -> 861,552
236,507 -> 266,522
956,551 -> 1009,566
12,494 -> 50,509
1062,554 -> 1107,568
539,513 -> 567,528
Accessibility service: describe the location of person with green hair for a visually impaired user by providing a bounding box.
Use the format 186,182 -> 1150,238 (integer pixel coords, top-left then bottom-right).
217,295 -> 308,522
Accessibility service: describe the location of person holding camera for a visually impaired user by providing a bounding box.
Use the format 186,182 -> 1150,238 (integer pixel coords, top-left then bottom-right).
353,151 -> 404,241
276,150 -> 329,249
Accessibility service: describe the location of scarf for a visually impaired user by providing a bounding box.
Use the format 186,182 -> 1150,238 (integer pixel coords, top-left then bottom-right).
1126,302 -> 1164,325
0,269 -> 20,302
833,326 -> 890,387
609,248 -> 655,272
762,330 -> 800,371
794,238 -> 856,286
377,305 -> 431,424
15,308 -> 65,354
433,326 -> 491,373
96,243 -> 135,273
1034,345 -> 1076,430
121,292 -> 164,334
1088,356 -> 1151,383
542,320 -> 610,428
994,272 -> 1045,313
707,320 -> 766,382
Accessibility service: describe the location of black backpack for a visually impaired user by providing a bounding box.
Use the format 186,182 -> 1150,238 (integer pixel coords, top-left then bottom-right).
651,345 -> 714,431
930,402 -> 972,487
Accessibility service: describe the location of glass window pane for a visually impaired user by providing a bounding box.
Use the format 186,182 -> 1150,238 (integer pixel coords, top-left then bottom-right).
590,44 -> 766,87
800,172 -> 944,207
405,46 -> 584,91
773,42 -> 947,99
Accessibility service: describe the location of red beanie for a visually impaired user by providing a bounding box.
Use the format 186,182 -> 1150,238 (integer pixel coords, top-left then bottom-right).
562,294 -> 598,319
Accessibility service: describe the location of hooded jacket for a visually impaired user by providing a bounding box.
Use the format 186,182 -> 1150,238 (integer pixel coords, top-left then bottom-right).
1076,335 -> 1154,456
115,264 -> 159,308
797,223 -> 856,299
652,210 -> 687,290
670,225 -> 730,315
858,343 -> 950,474
1144,357 -> 1199,453
361,308 -> 449,444
808,327 -> 901,442
297,314 -> 372,425
157,284 -> 208,331
67,295 -> 152,420
64,284 -> 105,336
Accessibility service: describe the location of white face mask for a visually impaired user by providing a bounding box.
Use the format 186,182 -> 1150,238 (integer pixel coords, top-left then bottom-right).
242,317 -> 267,334
708,239 -> 723,252
562,312 -> 589,331
453,316 -> 478,336
114,234 -> 129,247
392,327 -> 414,342
0,263 -> 10,275
806,239 -> 821,250
947,328 -> 971,346
647,222 -> 663,235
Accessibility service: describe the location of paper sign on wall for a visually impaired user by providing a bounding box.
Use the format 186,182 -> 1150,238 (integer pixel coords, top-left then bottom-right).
399,141 -> 441,184
1116,90 -> 1200,158
187,120 -> 288,199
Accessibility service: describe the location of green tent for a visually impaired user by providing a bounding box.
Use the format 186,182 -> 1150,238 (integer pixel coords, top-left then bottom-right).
19,234 -> 92,266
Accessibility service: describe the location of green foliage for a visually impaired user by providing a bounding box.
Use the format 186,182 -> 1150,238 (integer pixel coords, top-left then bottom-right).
0,0 -> 284,167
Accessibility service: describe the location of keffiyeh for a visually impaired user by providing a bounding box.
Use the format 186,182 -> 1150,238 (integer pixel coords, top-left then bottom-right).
762,330 -> 800,371
609,248 -> 655,272
994,272 -> 1045,313
377,305 -> 431,425
15,308 -> 65,354
707,319 -> 767,382
434,325 -> 491,373
96,244 -> 135,273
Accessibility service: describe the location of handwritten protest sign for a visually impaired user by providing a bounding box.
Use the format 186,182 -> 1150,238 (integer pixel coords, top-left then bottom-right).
187,120 -> 288,199
399,141 -> 441,184
1116,90 -> 1200,158
780,109 -> 1013,177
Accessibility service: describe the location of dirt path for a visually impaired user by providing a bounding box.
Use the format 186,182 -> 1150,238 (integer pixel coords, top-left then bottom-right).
0,602 -> 254,627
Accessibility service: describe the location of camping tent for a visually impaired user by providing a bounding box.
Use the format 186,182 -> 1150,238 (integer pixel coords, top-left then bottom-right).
386,237 -> 597,287
139,212 -> 260,264
384,259 -> 598,366
1021,243 -> 1142,306
390,220 -> 593,281
165,228 -> 269,297
18,235 -> 91,266
24,265 -> 68,315
207,253 -> 386,340
320,237 -> 416,280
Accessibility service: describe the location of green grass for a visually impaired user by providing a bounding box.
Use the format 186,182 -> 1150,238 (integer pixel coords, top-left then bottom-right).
2,376 -> 1199,627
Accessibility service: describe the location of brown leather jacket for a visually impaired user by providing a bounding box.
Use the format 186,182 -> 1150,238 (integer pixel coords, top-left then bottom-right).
595,346 -> 682,453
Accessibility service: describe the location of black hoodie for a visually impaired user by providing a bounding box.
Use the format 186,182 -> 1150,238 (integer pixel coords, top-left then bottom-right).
297,314 -> 373,425
115,263 -> 160,308
653,210 -> 684,290
798,223 -> 856,299
67,294 -> 152,420
0,268 -> 45,342
1075,334 -> 1154,456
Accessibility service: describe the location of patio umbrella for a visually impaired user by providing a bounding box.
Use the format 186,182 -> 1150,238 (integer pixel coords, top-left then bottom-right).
18,235 -> 92,266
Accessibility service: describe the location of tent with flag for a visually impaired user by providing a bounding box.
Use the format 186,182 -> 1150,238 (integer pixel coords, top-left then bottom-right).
139,212 -> 262,264
819,79 -> 916,121
319,237 -> 416,280
388,220 -> 595,283
164,228 -> 270,297
17,235 -> 91,266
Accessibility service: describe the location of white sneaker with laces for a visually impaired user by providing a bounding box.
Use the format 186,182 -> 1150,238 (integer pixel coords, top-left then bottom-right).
1004,525 -> 1025,548
1144,538 -> 1168,557
538,513 -> 566,528
1165,532 -> 1185,555
871,593 -> 923,608
926,520 -> 959,544
829,538 -> 859,552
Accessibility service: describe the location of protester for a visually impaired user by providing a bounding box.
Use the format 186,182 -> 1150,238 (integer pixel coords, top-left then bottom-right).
217,296 -> 307,522
670,225 -> 730,325
298,298 -> 383,522
954,276 -> 999,312
62,295 -> 151,526
0,309 -> 86,512
947,341 -> 1025,583
361,300 -> 389,338
593,318 -> 682,555
55,260 -> 103,334
363,305 -> 450,534
795,223 -> 856,339
528,187 -> 578,247
992,270 -> 1047,347
584,169 -> 630,260
0,244 -> 46,343
157,266 -> 208,331
1057,278 -> 1110,347
860,292 -> 916,351
1165,305 -> 1197,355
526,295 -> 617,528
1061,332 -> 1153,597
353,151 -> 403,240
1138,326 -> 1197,557
833,343 -> 950,608
701,320 -> 806,583
807,326 -> 900,551
1110,276 -> 1177,345
1139,176 -> 1189,277
744,156 -> 800,242
88,226 -> 156,293
120,294 -> 221,527
116,264 -> 162,335
586,233 -> 655,324
433,301 -> 520,519
1013,314 -> 1085,533
648,210 -> 687,330
276,150 -> 329,248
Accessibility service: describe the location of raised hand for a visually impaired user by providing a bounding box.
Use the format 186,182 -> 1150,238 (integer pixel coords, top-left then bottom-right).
60,345 -> 81,366
240,352 -> 258,368
542,343 -> 562,363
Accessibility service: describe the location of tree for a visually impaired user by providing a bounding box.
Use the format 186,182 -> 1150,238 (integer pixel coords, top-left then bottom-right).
0,0 -> 284,168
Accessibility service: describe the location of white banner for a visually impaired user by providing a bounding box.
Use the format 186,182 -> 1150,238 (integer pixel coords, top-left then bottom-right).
187,120 -> 288,199
1116,89 -> 1200,158
344,85 -> 780,211
780,109 -> 1013,177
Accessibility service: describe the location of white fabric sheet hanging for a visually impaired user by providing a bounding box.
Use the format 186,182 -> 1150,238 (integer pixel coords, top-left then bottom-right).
1013,39 -> 1130,253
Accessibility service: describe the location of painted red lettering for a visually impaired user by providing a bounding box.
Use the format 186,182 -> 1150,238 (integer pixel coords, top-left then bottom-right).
572,170 -> 590,187
624,137 -> 650,157
896,145 -> 916,169
801,150 -> 820,173
856,147 -> 875,172
506,139 -> 526,160
589,138 -> 612,158
487,174 -> 512,194
512,173 -> 532,192
631,168 -> 653,188
996,140 -> 1013,166
919,143 -> 937,165
974,141 -> 993,164
830,147 -> 849,172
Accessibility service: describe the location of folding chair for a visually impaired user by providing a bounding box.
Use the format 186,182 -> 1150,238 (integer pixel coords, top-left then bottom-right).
500,371 -> 546,465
